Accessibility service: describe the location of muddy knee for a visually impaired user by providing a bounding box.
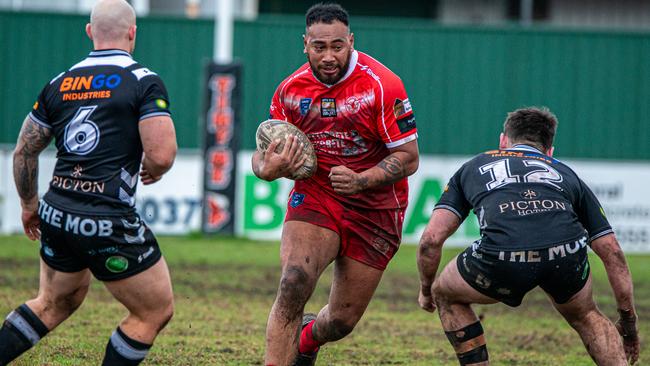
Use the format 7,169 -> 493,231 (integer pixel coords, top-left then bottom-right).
432,281 -> 451,308
276,266 -> 314,318
48,284 -> 89,316
315,317 -> 356,342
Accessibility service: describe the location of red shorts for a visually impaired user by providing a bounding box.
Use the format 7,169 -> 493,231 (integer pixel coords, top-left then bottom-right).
284,185 -> 405,270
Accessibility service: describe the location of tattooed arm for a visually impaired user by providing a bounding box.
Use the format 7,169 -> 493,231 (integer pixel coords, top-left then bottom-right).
13,117 -> 53,240
591,234 -> 639,364
329,140 -> 419,195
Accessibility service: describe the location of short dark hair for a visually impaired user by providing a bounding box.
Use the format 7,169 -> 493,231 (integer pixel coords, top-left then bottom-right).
306,3 -> 349,28
503,107 -> 558,152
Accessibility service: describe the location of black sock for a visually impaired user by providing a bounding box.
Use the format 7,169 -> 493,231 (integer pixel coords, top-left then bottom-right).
102,327 -> 152,366
0,304 -> 49,365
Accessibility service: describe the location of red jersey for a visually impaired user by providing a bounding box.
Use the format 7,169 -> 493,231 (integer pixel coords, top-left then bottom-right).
269,50 -> 418,210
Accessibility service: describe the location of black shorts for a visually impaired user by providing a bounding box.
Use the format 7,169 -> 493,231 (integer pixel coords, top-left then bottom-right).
38,199 -> 162,281
457,238 -> 590,307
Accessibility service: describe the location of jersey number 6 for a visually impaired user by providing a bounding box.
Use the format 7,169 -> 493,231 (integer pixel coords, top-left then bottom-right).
64,106 -> 100,155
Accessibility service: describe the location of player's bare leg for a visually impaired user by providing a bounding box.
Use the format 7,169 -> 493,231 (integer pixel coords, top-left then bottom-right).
0,260 -> 91,364
309,256 -> 384,344
552,275 -> 627,366
27,260 -> 92,328
433,256 -> 497,366
102,257 -> 174,364
265,221 -> 339,365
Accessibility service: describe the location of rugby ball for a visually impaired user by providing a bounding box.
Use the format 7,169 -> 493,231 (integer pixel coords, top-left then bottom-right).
255,119 -> 317,180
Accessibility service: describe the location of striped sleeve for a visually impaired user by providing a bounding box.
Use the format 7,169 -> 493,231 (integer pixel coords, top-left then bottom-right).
29,84 -> 52,128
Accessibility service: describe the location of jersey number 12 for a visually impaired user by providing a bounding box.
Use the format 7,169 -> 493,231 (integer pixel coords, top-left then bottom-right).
479,158 -> 563,191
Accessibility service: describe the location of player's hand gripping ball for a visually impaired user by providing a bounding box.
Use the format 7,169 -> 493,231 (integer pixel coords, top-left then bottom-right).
255,119 -> 317,180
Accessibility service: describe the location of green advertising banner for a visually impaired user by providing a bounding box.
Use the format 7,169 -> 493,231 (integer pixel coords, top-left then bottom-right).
236,152 -> 480,246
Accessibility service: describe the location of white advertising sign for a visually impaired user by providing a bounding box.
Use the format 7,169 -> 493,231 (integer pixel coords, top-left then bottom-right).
0,149 -> 202,236
568,160 -> 650,252
1,149 -> 649,252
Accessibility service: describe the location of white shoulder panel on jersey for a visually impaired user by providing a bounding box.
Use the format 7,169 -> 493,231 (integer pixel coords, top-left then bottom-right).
131,68 -> 158,81
70,55 -> 137,70
49,72 -> 65,84
385,133 -> 418,149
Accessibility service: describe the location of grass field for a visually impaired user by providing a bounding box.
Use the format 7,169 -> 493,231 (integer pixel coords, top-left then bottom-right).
0,235 -> 646,365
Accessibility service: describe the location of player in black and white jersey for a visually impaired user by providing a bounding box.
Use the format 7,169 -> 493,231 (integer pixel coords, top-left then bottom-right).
417,107 -> 639,365
0,0 -> 176,364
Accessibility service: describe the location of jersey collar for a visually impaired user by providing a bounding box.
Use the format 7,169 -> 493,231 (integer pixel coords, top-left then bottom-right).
88,49 -> 133,58
315,50 -> 359,88
509,144 -> 544,154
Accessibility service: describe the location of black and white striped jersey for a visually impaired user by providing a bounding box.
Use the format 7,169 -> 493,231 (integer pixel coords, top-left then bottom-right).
435,145 -> 613,251
29,49 -> 171,215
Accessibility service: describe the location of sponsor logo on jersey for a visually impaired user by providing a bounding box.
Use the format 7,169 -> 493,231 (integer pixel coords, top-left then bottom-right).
497,236 -> 587,262
87,246 -> 118,256
42,245 -> 54,257
62,90 -> 112,101
300,98 -> 312,116
345,96 -> 361,114
138,246 -> 155,263
51,176 -> 105,194
59,74 -> 121,101
105,256 -> 129,273
307,130 -> 368,156
38,200 -> 113,237
393,98 -> 412,118
498,199 -> 567,216
474,273 -> 491,289
289,192 -> 305,208
321,98 -> 337,117
60,74 -> 122,92
155,98 -> 168,109
520,189 -> 538,200
397,115 -> 416,133
486,150 -> 555,164
72,164 -> 83,178
372,236 -> 390,255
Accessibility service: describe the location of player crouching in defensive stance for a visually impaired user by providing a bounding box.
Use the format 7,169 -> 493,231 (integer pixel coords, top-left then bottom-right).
0,0 -> 176,365
417,107 -> 639,365
253,3 -> 419,365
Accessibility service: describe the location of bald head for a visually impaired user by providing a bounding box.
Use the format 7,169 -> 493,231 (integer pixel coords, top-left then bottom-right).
88,0 -> 136,46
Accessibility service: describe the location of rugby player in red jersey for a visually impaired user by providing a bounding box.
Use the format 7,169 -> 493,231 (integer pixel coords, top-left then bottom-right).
252,3 -> 419,365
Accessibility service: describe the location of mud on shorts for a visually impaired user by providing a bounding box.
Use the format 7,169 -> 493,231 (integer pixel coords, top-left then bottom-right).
284,187 -> 404,271
456,238 -> 591,307
38,199 -> 162,281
